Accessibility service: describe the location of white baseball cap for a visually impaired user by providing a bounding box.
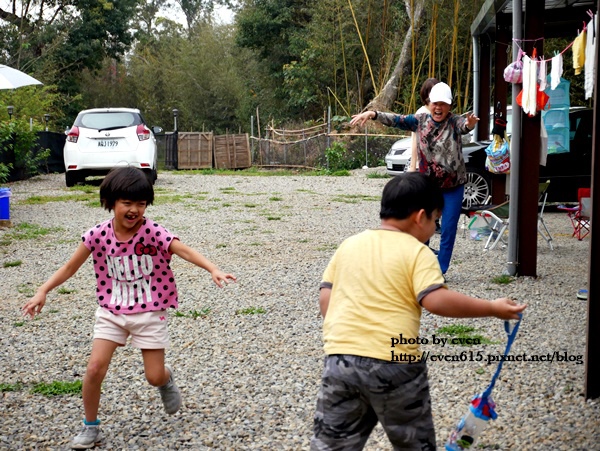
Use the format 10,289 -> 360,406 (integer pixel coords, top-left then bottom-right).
429,82 -> 452,105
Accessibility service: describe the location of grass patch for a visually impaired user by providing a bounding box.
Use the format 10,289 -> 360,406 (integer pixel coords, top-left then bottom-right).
491,274 -> 514,284
266,216 -> 281,220
366,172 -> 390,179
317,244 -> 339,251
68,185 -> 98,194
216,243 -> 227,248
57,287 -> 77,294
332,194 -> 380,203
153,193 -> 194,205
13,321 -> 25,327
236,306 -> 266,315
174,308 -> 211,319
0,222 -> 61,245
244,203 -> 257,208
174,307 -> 210,319
17,283 -> 35,296
30,380 -> 82,397
189,308 -> 211,319
269,196 -> 283,201
20,193 -> 95,205
3,260 -> 22,267
0,382 -> 23,392
435,324 -> 496,346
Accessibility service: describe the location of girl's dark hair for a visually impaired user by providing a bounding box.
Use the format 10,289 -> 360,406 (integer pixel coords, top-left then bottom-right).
99,167 -> 154,211
420,78 -> 440,105
380,173 -> 444,220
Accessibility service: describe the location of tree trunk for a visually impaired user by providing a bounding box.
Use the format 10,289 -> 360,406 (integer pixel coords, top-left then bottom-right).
365,0 -> 425,112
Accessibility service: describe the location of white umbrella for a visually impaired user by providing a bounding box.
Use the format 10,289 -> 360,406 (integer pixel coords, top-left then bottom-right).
0,64 -> 43,90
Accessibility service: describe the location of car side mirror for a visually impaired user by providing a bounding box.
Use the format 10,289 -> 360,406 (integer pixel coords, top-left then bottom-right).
152,126 -> 163,135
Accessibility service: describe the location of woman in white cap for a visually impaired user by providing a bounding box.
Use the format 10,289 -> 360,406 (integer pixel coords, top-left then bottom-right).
350,82 -> 479,277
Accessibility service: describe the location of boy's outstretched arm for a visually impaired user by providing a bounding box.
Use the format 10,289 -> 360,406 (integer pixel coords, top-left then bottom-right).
22,243 -> 91,319
421,288 -> 526,320
169,239 -> 236,287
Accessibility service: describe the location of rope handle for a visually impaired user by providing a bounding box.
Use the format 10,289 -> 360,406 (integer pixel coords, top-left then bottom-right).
482,313 -> 523,398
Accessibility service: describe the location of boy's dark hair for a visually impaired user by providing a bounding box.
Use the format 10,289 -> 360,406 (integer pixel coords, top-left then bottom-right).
380,173 -> 444,220
420,78 -> 440,105
100,167 -> 154,211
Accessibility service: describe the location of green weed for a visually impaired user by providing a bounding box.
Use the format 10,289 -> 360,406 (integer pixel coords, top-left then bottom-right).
435,324 -> 496,346
366,172 -> 390,179
236,306 -> 266,315
17,283 -> 35,296
30,380 -> 83,397
189,308 -> 211,319
0,222 -> 61,244
3,260 -> 22,267
21,193 -> 95,205
0,382 -> 23,392
332,194 -> 379,203
491,275 -> 514,284
57,287 -> 76,294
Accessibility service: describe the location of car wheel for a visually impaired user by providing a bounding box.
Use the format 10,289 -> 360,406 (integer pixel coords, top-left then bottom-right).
463,168 -> 490,208
65,171 -> 80,187
144,169 -> 157,185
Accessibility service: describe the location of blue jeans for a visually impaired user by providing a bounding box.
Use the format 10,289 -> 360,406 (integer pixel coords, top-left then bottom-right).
438,184 -> 465,274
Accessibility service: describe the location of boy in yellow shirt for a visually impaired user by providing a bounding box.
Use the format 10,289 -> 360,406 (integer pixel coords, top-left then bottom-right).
311,172 -> 526,450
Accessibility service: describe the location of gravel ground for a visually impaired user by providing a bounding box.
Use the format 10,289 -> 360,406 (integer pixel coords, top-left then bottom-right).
1,170 -> 599,450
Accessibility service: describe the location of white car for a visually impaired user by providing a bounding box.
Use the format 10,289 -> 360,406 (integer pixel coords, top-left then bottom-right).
384,136 -> 412,175
63,108 -> 162,187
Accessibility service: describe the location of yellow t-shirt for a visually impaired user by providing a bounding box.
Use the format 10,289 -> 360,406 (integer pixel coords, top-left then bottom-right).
321,229 -> 445,362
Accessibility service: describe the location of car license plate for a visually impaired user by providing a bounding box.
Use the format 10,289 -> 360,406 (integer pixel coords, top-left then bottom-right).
98,140 -> 119,148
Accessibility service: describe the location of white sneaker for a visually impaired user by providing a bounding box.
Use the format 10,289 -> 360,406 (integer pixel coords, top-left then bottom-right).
158,364 -> 182,414
71,424 -> 102,449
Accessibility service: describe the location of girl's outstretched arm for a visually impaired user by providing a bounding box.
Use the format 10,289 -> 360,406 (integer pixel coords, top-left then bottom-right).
169,239 -> 236,287
22,243 -> 91,318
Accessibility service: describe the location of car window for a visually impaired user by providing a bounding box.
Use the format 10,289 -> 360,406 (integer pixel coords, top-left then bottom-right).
77,112 -> 139,130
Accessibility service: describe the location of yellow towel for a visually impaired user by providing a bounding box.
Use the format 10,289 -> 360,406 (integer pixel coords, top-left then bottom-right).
573,30 -> 586,75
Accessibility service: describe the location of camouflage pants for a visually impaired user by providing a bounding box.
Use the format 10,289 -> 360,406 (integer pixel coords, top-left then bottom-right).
311,355 -> 436,451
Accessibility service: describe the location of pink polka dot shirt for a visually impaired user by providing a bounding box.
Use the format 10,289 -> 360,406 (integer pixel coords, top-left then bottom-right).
82,218 -> 179,314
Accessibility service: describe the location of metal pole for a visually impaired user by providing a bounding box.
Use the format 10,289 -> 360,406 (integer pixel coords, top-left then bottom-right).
251,115 -> 255,164
505,0 -> 522,276
363,126 -> 368,169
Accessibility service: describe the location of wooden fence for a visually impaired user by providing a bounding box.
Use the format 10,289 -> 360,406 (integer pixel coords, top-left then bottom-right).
176,132 -> 251,170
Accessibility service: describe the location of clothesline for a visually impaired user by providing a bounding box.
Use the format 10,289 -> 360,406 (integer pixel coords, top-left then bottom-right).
511,40 -> 575,63
497,8 -> 595,63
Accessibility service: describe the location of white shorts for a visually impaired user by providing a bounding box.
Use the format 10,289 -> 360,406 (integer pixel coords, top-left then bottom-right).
93,307 -> 170,349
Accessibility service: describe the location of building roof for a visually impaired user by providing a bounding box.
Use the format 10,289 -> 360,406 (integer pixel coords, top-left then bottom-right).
471,0 -> 597,37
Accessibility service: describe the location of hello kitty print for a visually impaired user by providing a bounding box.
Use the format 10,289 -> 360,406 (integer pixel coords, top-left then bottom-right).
82,218 -> 179,315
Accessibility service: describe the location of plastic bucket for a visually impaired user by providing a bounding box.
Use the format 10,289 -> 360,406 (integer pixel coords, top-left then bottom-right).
0,187 -> 11,220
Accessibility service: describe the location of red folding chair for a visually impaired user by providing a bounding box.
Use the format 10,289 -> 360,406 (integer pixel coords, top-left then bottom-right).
558,188 -> 591,240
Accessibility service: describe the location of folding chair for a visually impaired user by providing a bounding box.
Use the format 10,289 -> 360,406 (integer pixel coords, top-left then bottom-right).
558,188 -> 591,240
477,202 -> 510,250
476,180 -> 554,250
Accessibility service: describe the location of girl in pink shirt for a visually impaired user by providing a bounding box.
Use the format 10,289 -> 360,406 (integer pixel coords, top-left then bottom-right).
22,166 -> 236,449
